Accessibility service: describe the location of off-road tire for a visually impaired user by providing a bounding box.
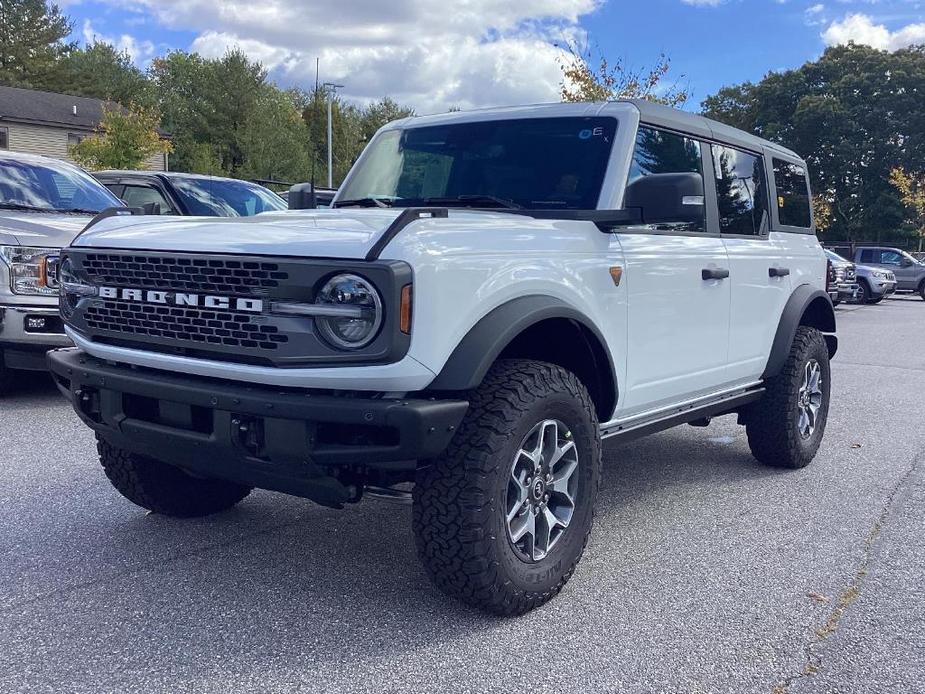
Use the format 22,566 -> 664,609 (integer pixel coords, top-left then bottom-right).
97,434 -> 251,517
413,359 -> 601,616
746,326 -> 830,469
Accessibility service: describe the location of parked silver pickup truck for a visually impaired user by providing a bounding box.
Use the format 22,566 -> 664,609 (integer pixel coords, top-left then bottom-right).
0,150 -> 122,391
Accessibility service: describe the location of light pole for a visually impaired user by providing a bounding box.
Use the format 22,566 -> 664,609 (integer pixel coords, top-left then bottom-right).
322,82 -> 344,189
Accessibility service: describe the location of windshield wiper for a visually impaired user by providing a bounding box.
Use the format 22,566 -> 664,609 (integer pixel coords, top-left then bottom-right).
334,197 -> 393,208
53,207 -> 106,215
0,203 -> 56,213
416,195 -> 522,210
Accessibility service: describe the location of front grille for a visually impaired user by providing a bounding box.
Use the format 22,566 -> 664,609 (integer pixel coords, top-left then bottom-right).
82,253 -> 289,296
83,301 -> 288,350
63,249 -> 411,368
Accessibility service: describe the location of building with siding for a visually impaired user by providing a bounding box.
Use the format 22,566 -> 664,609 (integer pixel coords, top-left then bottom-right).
0,85 -> 168,171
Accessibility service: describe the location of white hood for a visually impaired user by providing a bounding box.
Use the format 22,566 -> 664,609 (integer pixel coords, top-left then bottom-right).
71,209 -> 411,260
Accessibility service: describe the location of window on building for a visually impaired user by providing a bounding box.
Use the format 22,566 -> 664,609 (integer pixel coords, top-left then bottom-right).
627,126 -> 705,232
712,145 -> 769,236
773,159 -> 812,228
67,133 -> 85,147
0,127 -> 8,149
120,185 -> 175,214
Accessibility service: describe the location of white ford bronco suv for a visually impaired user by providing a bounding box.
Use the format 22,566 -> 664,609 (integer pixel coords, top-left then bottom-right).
48,101 -> 836,615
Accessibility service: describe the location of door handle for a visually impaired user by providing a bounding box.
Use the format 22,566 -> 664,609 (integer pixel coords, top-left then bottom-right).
701,268 -> 729,280
769,267 -> 790,277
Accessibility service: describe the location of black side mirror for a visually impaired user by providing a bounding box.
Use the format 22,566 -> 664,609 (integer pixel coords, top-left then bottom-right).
288,182 -> 318,210
624,172 -> 704,226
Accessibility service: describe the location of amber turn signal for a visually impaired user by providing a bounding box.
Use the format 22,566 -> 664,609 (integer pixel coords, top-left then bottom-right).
609,266 -> 623,287
400,284 -> 413,334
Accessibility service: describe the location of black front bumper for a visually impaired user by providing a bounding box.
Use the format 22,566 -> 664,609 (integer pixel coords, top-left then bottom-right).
48,348 -> 468,506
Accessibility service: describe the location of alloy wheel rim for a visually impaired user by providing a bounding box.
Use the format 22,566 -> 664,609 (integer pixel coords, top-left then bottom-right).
505,419 -> 579,562
797,359 -> 824,439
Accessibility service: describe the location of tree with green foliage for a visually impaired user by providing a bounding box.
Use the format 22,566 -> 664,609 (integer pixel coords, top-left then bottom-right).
702,44 -> 925,244
237,86 -> 313,183
558,42 -> 690,106
46,41 -> 152,105
0,0 -> 73,88
69,102 -> 171,170
150,49 -> 271,176
360,97 -> 415,142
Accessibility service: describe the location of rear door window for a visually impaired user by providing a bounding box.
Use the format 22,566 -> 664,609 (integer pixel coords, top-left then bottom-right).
773,159 -> 812,228
712,145 -> 769,236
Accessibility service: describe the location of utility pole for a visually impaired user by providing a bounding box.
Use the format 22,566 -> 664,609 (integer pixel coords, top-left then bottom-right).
322,82 -> 344,189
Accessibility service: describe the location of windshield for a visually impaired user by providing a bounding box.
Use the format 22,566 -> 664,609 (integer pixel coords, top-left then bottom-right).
338,117 -> 618,209
170,177 -> 288,216
0,155 -> 121,213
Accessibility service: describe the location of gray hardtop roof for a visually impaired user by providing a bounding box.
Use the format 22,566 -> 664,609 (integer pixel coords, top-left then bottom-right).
387,99 -> 805,164
625,99 -> 804,162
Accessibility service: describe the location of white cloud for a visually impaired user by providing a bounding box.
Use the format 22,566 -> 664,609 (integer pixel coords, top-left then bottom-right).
680,0 -> 725,6
805,4 -> 826,26
822,12 -> 925,50
99,0 -> 600,112
82,18 -> 156,66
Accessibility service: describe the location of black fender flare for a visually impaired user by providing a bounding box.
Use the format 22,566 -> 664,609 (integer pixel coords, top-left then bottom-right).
762,285 -> 837,379
428,295 -> 618,417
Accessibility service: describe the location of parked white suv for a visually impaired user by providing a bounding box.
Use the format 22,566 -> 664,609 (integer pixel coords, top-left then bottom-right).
49,101 -> 836,615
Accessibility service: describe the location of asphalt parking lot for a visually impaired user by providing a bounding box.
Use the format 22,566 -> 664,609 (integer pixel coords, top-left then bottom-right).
2,297 -> 924,694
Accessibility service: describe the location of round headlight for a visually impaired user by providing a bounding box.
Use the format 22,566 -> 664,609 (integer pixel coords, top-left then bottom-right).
314,274 -> 383,349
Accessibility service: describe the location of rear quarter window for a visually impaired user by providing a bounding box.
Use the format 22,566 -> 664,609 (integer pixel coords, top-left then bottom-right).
773,159 -> 812,228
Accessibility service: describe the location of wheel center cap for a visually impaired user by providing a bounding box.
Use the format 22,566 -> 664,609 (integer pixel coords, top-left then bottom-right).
531,478 -> 546,500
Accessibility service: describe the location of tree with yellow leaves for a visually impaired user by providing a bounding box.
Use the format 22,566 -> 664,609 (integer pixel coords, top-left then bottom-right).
890,167 -> 925,252
69,103 -> 171,171
558,42 -> 690,106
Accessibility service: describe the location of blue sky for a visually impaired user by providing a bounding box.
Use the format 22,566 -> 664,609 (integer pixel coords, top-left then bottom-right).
60,0 -> 925,112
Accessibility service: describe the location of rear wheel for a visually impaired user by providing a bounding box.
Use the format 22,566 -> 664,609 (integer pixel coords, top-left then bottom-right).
745,327 -> 831,469
413,359 -> 601,616
97,435 -> 251,517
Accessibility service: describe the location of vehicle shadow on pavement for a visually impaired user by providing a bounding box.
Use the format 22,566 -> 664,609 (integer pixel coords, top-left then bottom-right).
1,414 -> 813,692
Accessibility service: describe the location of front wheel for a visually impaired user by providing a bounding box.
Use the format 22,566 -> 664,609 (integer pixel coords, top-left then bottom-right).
855,280 -> 870,304
413,360 -> 601,616
97,435 -> 252,517
745,326 -> 831,469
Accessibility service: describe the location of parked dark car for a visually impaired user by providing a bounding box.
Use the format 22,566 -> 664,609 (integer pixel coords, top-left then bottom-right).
94,171 -> 287,217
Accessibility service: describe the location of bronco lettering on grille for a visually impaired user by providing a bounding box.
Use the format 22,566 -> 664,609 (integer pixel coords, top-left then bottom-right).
98,286 -> 264,313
